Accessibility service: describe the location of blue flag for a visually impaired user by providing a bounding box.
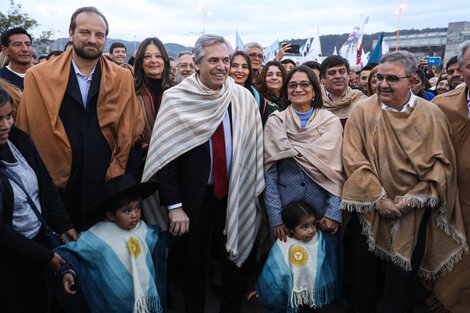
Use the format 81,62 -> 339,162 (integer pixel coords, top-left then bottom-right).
235,31 -> 244,51
368,33 -> 384,65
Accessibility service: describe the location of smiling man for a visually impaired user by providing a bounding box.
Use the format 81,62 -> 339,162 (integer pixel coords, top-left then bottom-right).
320,55 -> 366,127
341,50 -> 466,313
142,34 -> 264,313
0,27 -> 33,90
174,51 -> 195,83
109,41 -> 127,65
16,6 -> 144,231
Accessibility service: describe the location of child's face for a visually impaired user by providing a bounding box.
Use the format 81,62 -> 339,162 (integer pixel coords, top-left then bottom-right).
291,215 -> 318,242
106,200 -> 142,230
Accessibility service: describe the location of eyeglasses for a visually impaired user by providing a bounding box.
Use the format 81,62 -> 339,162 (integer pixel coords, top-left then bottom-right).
248,53 -> 264,60
287,81 -> 312,90
177,63 -> 195,69
375,74 -> 411,85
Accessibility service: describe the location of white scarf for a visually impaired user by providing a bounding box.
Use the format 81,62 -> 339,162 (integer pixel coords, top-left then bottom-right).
142,74 -> 265,266
278,234 -> 322,308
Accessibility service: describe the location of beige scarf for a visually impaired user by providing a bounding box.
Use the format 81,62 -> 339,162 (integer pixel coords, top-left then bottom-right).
142,74 -> 264,267
341,95 -> 467,279
264,106 -> 344,197
321,86 -> 366,119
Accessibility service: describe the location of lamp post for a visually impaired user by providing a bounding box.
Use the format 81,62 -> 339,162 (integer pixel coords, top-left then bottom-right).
199,6 -> 211,34
395,4 -> 406,51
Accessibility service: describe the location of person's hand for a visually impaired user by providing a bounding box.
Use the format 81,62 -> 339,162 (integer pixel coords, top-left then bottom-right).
318,217 -> 340,235
60,228 -> 78,243
393,197 -> 413,216
247,290 -> 258,300
168,207 -> 190,236
378,198 -> 402,219
273,224 -> 290,242
276,43 -> 292,62
63,273 -> 76,295
47,253 -> 66,272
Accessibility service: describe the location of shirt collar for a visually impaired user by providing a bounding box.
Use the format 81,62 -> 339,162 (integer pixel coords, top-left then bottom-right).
325,88 -> 348,102
71,58 -> 96,80
6,65 -> 26,78
381,90 -> 416,113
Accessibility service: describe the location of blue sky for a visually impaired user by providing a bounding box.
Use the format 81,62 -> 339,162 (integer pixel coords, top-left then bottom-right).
11,0 -> 470,47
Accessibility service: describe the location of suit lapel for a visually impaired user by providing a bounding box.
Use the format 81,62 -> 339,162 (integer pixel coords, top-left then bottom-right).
66,64 -> 84,107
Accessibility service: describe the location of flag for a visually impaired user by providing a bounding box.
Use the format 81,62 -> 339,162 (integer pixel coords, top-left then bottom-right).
235,31 -> 244,52
340,16 -> 368,67
356,16 -> 368,68
332,46 -> 337,55
361,49 -> 369,67
301,28 -> 322,63
368,32 -> 385,65
263,40 -> 280,63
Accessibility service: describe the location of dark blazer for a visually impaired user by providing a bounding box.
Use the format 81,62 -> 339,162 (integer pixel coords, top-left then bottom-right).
157,107 -> 233,225
0,126 -> 73,265
58,63 -> 143,230
157,142 -> 211,225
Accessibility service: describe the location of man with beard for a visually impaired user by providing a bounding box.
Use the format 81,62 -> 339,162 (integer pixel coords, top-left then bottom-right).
174,51 -> 195,83
0,27 -> 33,90
446,56 -> 465,90
320,55 -> 366,127
16,6 -> 144,231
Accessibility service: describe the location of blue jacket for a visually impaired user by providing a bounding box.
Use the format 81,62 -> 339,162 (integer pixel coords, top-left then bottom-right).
264,158 -> 342,229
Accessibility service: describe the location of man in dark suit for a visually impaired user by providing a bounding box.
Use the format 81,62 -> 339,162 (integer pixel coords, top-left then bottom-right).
16,7 -> 144,231
142,34 -> 264,313
0,27 -> 33,90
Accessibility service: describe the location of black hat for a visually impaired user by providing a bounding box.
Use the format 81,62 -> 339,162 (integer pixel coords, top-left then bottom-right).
88,174 -> 158,217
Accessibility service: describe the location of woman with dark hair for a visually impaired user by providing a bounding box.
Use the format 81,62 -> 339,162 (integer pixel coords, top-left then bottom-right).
256,60 -> 286,115
0,87 -> 77,312
263,65 -> 344,245
435,73 -> 450,95
412,68 -> 435,101
230,51 -> 269,124
134,37 -> 176,147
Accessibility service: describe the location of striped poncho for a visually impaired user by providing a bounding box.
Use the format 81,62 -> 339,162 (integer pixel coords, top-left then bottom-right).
142,74 -> 264,267
56,221 -> 162,313
255,231 -> 341,313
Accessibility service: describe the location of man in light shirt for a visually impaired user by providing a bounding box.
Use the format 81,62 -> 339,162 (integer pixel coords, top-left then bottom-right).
342,50 -> 466,313
16,6 -> 144,231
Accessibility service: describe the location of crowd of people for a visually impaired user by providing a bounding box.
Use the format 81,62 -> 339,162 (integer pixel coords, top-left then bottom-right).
1,5 -> 470,313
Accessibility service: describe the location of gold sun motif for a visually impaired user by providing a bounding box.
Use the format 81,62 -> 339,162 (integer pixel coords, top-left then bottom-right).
126,237 -> 141,258
289,245 -> 309,267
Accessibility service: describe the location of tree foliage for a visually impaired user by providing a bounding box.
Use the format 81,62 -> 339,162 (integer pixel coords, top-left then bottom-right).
0,0 -> 52,50
0,0 -> 38,35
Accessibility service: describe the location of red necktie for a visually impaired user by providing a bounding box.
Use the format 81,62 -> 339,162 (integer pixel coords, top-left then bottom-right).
212,121 -> 228,199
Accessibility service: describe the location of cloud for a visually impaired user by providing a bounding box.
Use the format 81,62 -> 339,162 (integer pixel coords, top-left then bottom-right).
13,0 -> 470,47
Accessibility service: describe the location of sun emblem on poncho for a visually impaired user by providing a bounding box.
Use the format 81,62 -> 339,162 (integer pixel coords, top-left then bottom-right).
126,237 -> 141,258
289,245 -> 308,266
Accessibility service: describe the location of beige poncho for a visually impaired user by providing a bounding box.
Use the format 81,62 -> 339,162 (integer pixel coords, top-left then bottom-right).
432,86 -> 470,313
321,86 -> 366,120
341,94 -> 467,279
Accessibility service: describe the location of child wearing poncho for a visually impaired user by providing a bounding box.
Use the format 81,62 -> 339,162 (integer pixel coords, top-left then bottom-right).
55,175 -> 162,313
253,201 -> 341,313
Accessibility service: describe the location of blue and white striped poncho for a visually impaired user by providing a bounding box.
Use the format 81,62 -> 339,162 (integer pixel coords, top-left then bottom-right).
255,230 -> 341,313
56,220 -> 162,313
